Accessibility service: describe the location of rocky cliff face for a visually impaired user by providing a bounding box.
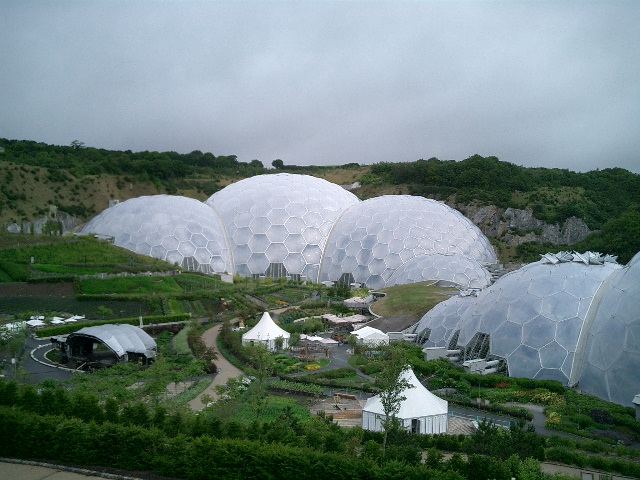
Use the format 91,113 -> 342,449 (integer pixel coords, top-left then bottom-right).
452,203 -> 592,247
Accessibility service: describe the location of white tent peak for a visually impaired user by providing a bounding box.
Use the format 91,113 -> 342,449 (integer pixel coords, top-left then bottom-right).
364,367 -> 448,418
242,312 -> 290,347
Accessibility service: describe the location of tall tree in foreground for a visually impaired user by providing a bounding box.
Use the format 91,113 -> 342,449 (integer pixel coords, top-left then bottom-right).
375,343 -> 412,456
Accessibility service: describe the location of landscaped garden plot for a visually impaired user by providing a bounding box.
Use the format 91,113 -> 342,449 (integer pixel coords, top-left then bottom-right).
211,394 -> 312,425
0,296 -> 151,318
78,276 -> 183,295
68,330 -> 207,405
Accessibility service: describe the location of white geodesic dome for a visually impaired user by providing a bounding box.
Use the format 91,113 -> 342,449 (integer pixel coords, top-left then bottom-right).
574,253 -> 640,406
206,174 -> 359,281
318,195 -> 496,289
411,295 -> 473,348
413,259 -> 622,385
387,254 -> 492,289
81,195 -> 232,274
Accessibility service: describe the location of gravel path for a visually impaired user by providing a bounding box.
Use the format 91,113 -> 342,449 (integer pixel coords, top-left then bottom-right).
188,323 -> 243,411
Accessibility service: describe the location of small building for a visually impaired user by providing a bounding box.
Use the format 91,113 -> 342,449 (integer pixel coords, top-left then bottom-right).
322,313 -> 369,333
344,294 -> 375,310
52,324 -> 157,368
362,368 -> 448,434
351,326 -> 389,346
241,312 -> 290,351
633,394 -> 640,421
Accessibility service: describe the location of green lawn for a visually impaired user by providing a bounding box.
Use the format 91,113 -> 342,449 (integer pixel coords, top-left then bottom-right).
172,324 -> 193,357
370,281 -> 456,318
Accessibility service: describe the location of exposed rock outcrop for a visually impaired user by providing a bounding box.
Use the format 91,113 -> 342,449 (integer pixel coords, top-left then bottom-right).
452,203 -> 591,247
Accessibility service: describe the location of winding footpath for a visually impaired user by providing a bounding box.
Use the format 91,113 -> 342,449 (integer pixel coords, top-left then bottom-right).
188,323 -> 243,411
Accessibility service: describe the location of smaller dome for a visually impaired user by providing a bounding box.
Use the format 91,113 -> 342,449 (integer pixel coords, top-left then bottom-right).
387,254 -> 491,289
81,195 -> 232,274
319,195 -> 496,288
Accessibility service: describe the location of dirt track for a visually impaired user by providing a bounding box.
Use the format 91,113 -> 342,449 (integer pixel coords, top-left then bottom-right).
188,323 -> 243,411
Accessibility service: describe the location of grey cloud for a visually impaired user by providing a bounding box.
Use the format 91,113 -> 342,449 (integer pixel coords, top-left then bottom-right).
1,1 -> 639,172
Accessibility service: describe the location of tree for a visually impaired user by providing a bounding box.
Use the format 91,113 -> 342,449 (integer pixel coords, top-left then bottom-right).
274,336 -> 284,351
70,139 -> 85,149
375,344 -> 412,455
245,344 -> 274,419
272,159 -> 284,169
96,305 -> 113,319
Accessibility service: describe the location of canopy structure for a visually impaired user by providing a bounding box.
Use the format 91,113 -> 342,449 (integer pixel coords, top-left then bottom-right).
351,326 -> 389,346
242,312 -> 290,351
300,334 -> 339,345
50,324 -> 157,369
362,368 -> 448,434
66,324 -> 157,361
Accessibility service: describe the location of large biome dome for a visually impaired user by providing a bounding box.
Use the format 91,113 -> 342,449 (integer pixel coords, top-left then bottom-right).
413,256 -> 622,386
574,253 -> 640,406
80,195 -> 232,274
207,174 -> 359,281
319,195 -> 496,289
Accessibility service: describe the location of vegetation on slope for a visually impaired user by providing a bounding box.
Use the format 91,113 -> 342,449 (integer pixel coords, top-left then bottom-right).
1,139 -> 638,262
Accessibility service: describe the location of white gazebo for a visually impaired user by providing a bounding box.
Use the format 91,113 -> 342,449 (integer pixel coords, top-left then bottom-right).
351,326 -> 389,346
362,367 -> 448,434
241,312 -> 290,351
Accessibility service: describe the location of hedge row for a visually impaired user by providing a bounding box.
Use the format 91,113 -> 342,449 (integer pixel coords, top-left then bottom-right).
0,407 -> 461,480
36,313 -> 191,337
0,260 -> 30,281
268,379 -> 325,396
545,446 -> 640,478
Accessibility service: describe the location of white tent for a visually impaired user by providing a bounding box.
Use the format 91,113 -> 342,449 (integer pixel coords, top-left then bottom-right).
242,312 -> 290,351
351,326 -> 389,346
362,367 -> 448,434
26,319 -> 46,327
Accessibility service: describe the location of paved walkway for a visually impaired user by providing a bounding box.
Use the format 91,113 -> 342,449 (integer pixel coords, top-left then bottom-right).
188,323 -> 243,410
0,461 -> 135,480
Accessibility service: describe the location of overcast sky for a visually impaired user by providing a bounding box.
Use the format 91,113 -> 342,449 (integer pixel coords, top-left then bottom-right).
1,1 -> 639,172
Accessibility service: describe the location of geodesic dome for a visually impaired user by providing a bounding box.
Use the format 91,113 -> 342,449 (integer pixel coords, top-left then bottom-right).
411,294 -> 473,348
206,174 -> 359,281
575,253 -> 640,406
387,254 -> 492,289
413,259 -> 621,385
81,195 -> 232,274
319,195 -> 496,289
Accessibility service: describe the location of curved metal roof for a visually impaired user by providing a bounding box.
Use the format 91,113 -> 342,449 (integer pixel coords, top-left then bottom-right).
70,324 -> 157,359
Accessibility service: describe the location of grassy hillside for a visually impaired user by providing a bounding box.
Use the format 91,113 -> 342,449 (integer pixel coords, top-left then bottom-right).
1,138 -> 638,262
0,235 -> 173,282
370,282 -> 456,319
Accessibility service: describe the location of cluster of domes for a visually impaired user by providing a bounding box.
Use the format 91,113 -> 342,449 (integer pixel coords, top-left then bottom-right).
81,173 -> 496,289
411,251 -> 640,406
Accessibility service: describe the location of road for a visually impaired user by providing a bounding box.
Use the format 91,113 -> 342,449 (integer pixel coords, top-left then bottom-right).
188,323 -> 243,410
9,336 -> 74,384
0,461 -> 133,480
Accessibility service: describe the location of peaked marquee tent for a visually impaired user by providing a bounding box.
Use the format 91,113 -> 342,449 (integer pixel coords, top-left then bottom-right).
242,312 -> 290,351
351,326 -> 389,346
362,367 -> 448,434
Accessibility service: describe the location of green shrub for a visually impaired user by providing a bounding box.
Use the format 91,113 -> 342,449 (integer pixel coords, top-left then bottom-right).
36,313 -> 191,337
